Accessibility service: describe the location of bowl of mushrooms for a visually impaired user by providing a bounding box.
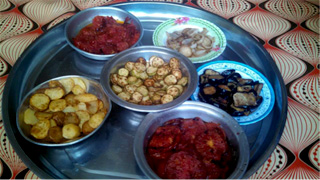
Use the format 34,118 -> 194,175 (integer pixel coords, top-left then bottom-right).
16,75 -> 112,147
153,17 -> 226,63
100,46 -> 198,112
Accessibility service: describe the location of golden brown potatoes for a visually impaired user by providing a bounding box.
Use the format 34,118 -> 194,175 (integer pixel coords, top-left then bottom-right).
48,126 -> 63,143
22,77 -> 109,144
44,87 -> 65,100
62,124 -> 80,139
29,93 -> 50,111
82,121 -> 95,135
30,119 -> 50,139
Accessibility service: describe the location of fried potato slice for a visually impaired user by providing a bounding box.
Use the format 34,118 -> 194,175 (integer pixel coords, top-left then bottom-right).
30,119 -> 50,139
89,112 -> 105,129
49,99 -> 67,112
74,93 -> 98,103
29,93 -> 50,111
82,121 -> 95,135
65,94 -> 77,105
59,78 -> 75,94
63,105 -> 76,113
72,77 -> 87,90
34,111 -> 53,121
76,102 -> 87,111
50,119 -> 57,127
48,126 -> 63,143
71,85 -> 86,95
44,87 -> 65,100
52,111 -> 65,127
24,108 -> 39,125
62,124 -> 80,139
76,110 -> 90,130
98,100 -> 104,110
64,112 -> 80,125
87,100 -> 99,114
48,80 -> 63,88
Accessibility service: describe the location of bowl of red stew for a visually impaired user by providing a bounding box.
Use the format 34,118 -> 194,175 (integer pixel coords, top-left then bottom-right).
133,101 -> 249,179
65,7 -> 143,60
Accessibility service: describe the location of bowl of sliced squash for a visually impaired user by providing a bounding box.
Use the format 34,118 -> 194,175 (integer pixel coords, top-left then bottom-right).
100,46 -> 198,112
16,75 -> 112,147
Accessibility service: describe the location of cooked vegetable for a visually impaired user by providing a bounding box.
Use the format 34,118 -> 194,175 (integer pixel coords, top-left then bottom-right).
89,112 -> 105,129
82,121 -> 95,135
64,112 -> 80,125
166,28 -> 216,58
198,69 -> 263,116
34,111 -> 53,121
45,87 -> 65,100
110,56 -> 188,105
48,126 -> 63,143
59,78 -> 75,94
24,108 -> 39,125
74,93 -> 98,102
30,93 -> 50,111
49,99 -> 67,112
30,119 -> 50,139
62,124 -> 80,139
21,77 -> 109,144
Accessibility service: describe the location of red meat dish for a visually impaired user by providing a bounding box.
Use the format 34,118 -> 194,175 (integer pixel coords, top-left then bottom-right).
147,125 -> 181,160
195,130 -> 228,161
165,151 -> 207,179
72,16 -> 140,55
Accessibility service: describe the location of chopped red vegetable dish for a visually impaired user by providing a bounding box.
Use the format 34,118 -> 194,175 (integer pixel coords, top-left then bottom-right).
73,16 -> 140,55
146,117 -> 235,179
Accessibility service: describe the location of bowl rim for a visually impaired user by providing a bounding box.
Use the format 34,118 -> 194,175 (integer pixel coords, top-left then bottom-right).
100,45 -> 198,112
64,6 -> 144,60
133,100 -> 250,179
16,75 -> 112,147
191,60 -> 276,125
152,17 -> 227,63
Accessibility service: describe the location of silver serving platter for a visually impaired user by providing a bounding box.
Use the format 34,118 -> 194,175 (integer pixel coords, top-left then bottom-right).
2,2 -> 287,179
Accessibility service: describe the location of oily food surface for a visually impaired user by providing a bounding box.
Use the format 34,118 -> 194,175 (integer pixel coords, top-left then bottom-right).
110,56 -> 189,105
146,117 -> 235,179
23,77 -> 109,144
198,69 -> 264,116
73,16 -> 140,55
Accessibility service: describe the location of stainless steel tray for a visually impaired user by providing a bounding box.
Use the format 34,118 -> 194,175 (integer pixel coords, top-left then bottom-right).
2,2 -> 287,179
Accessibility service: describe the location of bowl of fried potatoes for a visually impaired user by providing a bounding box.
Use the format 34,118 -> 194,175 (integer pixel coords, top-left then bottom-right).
16,75 -> 112,146
100,46 -> 198,112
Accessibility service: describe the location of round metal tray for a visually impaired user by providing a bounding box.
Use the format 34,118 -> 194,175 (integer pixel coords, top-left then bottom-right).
2,2 -> 287,179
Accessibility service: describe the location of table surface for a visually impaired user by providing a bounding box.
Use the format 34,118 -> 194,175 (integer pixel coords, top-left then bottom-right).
0,0 -> 319,179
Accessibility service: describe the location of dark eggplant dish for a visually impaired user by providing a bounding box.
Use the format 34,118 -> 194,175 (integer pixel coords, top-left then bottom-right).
198,69 -> 264,116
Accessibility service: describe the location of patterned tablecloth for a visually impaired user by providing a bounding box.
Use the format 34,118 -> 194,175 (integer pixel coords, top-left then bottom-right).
0,0 -> 319,179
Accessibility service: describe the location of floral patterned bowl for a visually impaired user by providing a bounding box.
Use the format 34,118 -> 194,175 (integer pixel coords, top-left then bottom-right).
153,17 -> 226,63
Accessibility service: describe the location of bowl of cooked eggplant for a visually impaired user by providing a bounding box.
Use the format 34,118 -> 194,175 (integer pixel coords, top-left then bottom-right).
191,60 -> 275,125
100,46 -> 198,112
16,75 -> 112,146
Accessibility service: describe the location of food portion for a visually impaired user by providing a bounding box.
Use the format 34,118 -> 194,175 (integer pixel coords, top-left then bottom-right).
198,69 -> 264,116
23,77 -> 109,144
73,16 -> 140,55
166,28 -> 216,58
146,117 -> 234,179
110,56 -> 189,105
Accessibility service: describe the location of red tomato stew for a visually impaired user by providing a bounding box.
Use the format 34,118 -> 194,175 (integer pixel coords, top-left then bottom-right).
146,117 -> 236,179
72,16 -> 140,55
